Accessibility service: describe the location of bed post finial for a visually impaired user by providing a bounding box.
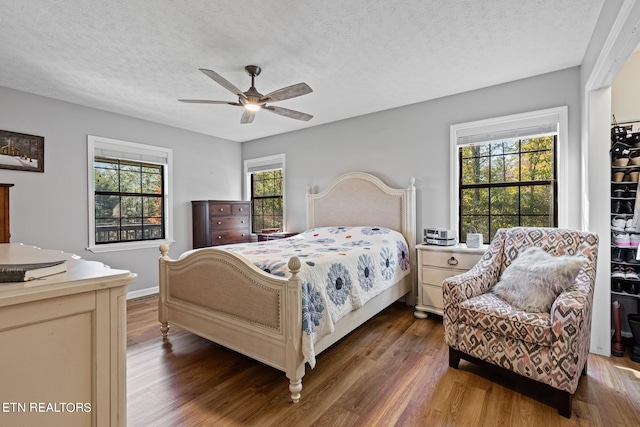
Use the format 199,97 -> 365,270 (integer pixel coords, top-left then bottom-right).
306,184 -> 311,196
288,256 -> 301,273
409,176 -> 415,189
159,244 -> 170,259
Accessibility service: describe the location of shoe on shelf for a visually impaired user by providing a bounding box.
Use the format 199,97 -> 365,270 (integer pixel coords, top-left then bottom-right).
631,235 -> 640,247
612,217 -> 627,231
613,156 -> 630,167
626,267 -> 640,280
611,141 -> 632,157
613,187 -> 629,198
625,249 -> 640,264
626,218 -> 637,231
612,200 -> 624,214
624,281 -> 639,294
613,217 -> 627,230
626,200 -> 635,214
613,247 -> 626,262
612,279 -> 625,293
612,265 -> 627,279
614,232 -> 631,246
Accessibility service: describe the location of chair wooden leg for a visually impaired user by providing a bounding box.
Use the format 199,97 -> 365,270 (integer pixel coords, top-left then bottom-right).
557,389 -> 572,418
449,347 -> 460,369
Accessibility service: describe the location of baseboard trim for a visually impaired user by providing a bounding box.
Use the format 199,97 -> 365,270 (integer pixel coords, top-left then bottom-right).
127,286 -> 159,301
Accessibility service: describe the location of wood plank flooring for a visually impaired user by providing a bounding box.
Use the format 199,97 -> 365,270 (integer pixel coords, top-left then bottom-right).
126,296 -> 640,426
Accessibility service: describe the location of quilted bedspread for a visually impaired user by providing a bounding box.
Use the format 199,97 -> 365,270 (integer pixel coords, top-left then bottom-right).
221,226 -> 411,367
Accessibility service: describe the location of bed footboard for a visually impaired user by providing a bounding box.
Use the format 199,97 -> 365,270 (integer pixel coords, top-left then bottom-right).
158,244 -> 306,402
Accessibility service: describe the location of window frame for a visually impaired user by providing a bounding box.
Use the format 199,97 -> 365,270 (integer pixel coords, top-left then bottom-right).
87,135 -> 174,253
243,154 -> 286,234
450,107 -> 569,241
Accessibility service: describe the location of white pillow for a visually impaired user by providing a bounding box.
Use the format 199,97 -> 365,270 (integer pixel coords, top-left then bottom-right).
491,246 -> 585,313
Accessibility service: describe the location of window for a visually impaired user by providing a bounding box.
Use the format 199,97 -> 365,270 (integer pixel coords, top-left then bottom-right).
451,107 -> 568,244
244,154 -> 285,233
459,136 -> 557,243
87,135 -> 173,253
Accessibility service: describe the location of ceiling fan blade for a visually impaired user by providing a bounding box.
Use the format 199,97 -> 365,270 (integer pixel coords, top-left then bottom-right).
199,68 -> 247,100
240,109 -> 256,124
263,105 -> 313,121
261,83 -> 312,103
178,99 -> 241,106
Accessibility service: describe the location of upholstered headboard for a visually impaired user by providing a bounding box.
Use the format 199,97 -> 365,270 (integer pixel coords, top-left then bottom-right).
306,172 -> 416,247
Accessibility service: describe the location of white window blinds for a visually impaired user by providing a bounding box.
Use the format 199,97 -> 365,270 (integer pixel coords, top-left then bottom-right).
92,136 -> 171,165
246,154 -> 285,173
455,111 -> 561,147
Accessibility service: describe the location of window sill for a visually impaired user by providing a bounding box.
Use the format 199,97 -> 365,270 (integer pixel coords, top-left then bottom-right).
87,239 -> 174,253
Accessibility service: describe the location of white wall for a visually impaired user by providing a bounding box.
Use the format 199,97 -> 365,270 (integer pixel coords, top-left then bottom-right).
242,67 -> 583,244
612,51 -> 640,125
0,86 -> 242,295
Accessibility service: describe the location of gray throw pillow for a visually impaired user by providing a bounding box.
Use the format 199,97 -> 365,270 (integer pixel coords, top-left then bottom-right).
491,246 -> 586,313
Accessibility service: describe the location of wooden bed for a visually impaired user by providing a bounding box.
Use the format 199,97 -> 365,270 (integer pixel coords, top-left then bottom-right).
158,172 -> 416,402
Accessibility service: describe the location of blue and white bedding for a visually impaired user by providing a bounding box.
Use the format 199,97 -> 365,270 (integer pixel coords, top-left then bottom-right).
219,226 -> 411,367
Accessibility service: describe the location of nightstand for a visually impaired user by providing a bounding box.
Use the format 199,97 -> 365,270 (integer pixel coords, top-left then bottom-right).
257,232 -> 298,241
414,243 -> 486,318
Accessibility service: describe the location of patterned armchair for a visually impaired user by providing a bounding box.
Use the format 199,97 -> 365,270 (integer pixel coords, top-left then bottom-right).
443,227 -> 599,418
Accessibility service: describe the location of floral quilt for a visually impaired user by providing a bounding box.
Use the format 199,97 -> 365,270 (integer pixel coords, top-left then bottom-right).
221,226 -> 411,367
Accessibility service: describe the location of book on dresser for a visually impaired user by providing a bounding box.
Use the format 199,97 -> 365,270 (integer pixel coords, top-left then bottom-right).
0,244 -> 69,283
0,259 -> 67,283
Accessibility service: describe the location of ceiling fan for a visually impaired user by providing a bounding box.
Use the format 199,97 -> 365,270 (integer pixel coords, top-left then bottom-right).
179,65 -> 313,124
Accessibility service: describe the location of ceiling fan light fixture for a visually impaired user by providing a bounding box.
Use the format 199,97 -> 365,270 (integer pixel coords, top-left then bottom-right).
179,65 -> 313,123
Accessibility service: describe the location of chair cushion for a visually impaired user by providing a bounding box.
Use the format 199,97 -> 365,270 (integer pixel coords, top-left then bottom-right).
459,293 -> 552,346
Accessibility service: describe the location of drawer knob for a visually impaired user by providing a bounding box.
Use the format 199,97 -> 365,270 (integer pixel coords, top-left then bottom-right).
217,221 -> 222,225
217,235 -> 222,239
239,208 -> 243,211
240,220 -> 245,224
219,208 -> 224,212
447,256 -> 458,266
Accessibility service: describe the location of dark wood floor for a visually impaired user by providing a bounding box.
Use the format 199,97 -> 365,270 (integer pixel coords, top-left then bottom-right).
126,296 -> 640,426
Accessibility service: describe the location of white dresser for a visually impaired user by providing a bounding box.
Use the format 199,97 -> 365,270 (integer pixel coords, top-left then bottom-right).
0,244 -> 136,427
414,243 -> 485,318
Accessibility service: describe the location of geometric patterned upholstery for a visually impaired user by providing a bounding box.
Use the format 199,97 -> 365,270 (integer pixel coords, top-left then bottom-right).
459,293 -> 553,346
443,227 -> 599,395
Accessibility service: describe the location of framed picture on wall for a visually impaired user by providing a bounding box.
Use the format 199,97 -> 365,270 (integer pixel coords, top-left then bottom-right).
0,129 -> 45,173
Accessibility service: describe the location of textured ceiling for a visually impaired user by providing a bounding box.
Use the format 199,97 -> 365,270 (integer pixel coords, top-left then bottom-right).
0,1 -> 605,142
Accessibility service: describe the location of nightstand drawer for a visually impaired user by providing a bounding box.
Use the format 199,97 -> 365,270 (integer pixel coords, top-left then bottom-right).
421,284 -> 443,309
421,250 -> 479,270
422,267 -> 464,286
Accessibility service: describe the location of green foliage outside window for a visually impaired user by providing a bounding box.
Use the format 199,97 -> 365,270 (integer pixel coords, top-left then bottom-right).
251,169 -> 283,232
94,157 -> 164,243
460,136 -> 557,243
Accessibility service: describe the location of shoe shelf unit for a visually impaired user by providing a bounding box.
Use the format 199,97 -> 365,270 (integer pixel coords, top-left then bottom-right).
610,188 -> 640,297
611,122 -> 640,350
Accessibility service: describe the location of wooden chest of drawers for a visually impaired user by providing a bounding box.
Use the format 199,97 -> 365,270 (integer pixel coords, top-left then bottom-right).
414,243 -> 485,318
192,200 -> 251,248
